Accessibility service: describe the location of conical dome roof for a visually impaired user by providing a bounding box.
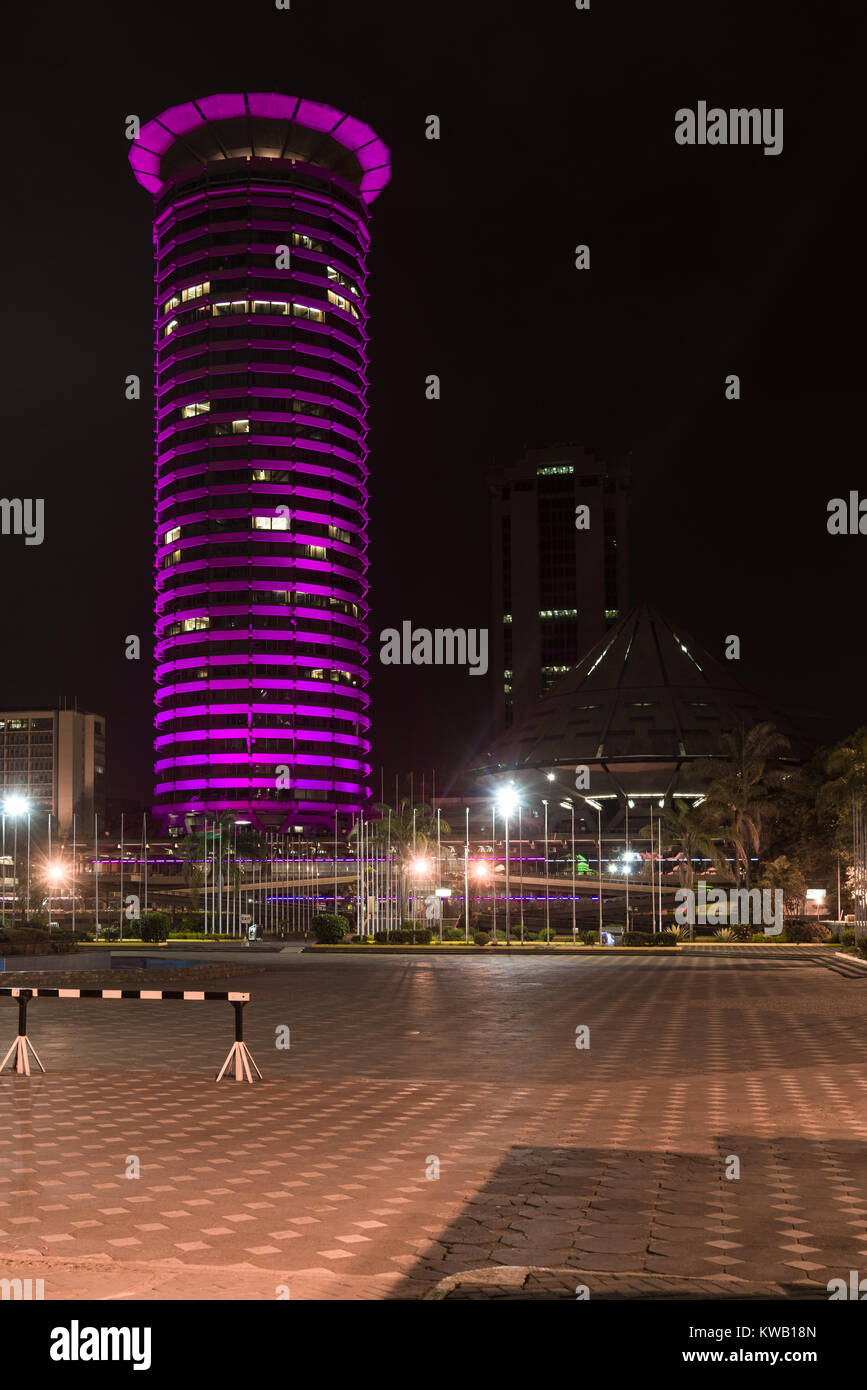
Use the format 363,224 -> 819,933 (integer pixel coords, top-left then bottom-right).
472,606 -> 809,788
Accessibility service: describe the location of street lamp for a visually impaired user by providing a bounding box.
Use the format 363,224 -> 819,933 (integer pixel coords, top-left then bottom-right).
541,798 -> 550,943
3,795 -> 31,929
582,797 -> 604,944
496,786 -> 518,945
560,799 -> 577,942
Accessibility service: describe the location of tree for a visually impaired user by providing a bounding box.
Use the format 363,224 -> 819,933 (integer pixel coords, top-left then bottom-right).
640,798 -> 726,889
704,722 -> 791,890
757,855 -> 807,916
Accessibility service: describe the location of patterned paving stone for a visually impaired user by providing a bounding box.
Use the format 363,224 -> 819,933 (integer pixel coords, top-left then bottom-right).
0,953 -> 866,1298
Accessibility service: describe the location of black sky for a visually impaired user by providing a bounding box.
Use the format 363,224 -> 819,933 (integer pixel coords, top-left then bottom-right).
0,0 -> 859,804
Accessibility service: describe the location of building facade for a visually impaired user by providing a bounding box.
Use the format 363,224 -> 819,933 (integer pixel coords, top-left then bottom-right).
0,707 -> 105,833
129,92 -> 390,833
489,445 -> 630,728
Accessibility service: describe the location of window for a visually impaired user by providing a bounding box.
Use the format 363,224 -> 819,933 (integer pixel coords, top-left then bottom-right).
163,295 -> 180,314
212,300 -> 248,317
536,465 -> 574,476
605,608 -> 619,620
540,608 -> 577,619
181,617 -> 210,632
327,289 -> 359,319
180,401 -> 210,418
162,319 -> 179,338
302,545 -> 327,560
231,419 -> 249,434
163,526 -> 181,545
252,300 -> 290,315
293,302 -> 325,323
252,515 -> 290,531
181,281 -> 209,302
328,524 -> 351,544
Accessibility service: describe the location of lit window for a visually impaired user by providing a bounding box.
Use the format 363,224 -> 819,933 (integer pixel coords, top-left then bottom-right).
605,608 -> 619,620
181,617 -> 210,632
163,526 -> 181,545
180,401 -> 210,418
181,281 -> 209,302
231,419 -> 250,434
212,301 -> 248,317
304,545 -> 327,559
293,302 -> 325,323
503,614 -> 512,623
536,466 -> 574,476
162,319 -> 179,338
539,608 -> 578,619
163,295 -> 180,314
328,524 -> 351,544
252,515 -> 290,532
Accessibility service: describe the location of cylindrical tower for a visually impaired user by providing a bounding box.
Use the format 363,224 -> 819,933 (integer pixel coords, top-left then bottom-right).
129,93 -> 390,833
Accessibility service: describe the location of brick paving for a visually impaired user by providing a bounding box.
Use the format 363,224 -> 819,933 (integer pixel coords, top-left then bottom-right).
1,952 -> 866,1299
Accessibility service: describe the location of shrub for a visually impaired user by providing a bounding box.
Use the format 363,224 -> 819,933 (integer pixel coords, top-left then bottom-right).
622,931 -> 652,947
138,912 -> 170,943
441,926 -> 463,941
713,927 -> 735,941
473,932 -> 492,946
581,930 -> 598,945
656,931 -> 678,947
783,917 -> 831,943
841,929 -> 856,946
310,912 -> 350,944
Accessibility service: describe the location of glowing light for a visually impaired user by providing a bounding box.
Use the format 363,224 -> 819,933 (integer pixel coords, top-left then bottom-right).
3,795 -> 30,816
496,787 -> 519,817
546,772 -> 555,782
45,863 -> 66,884
471,861 -> 491,881
409,856 -> 433,877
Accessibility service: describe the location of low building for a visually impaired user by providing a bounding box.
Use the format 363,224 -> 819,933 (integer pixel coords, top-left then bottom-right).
0,707 -> 106,833
470,605 -> 811,832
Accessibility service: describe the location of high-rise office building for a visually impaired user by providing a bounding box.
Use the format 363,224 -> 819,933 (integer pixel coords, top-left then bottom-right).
129,93 -> 390,832
0,707 -> 105,833
489,445 -> 630,727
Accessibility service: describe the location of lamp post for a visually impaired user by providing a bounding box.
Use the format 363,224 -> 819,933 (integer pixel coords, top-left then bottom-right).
542,798 -> 550,943
518,803 -> 525,944
497,787 -> 518,946
491,803 -> 497,942
464,807 -> 470,943
3,796 -> 31,929
583,797 -> 604,944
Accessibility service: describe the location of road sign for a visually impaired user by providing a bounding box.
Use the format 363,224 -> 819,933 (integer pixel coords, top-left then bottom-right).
240,914 -> 253,925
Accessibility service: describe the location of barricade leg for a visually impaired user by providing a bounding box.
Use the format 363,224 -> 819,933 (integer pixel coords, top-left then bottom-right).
0,992 -> 45,1077
216,1001 -> 262,1083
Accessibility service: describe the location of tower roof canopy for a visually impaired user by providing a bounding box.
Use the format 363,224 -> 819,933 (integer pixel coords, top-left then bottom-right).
472,605 -> 811,778
129,92 -> 391,204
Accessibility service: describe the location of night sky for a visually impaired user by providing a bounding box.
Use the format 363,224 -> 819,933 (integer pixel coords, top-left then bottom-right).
0,0 -> 858,807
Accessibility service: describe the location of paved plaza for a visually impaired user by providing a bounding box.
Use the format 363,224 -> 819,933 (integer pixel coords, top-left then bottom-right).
1,950 -> 866,1300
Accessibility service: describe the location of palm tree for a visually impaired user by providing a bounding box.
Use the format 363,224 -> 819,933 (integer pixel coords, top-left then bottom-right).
818,727 -> 867,847
641,799 -> 726,889
703,722 -> 791,890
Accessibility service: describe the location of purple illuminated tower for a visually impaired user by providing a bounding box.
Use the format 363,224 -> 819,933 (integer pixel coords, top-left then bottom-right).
129,93 -> 390,833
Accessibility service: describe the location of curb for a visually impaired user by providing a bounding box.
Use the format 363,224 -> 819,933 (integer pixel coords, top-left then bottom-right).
421,1265 -> 829,1301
